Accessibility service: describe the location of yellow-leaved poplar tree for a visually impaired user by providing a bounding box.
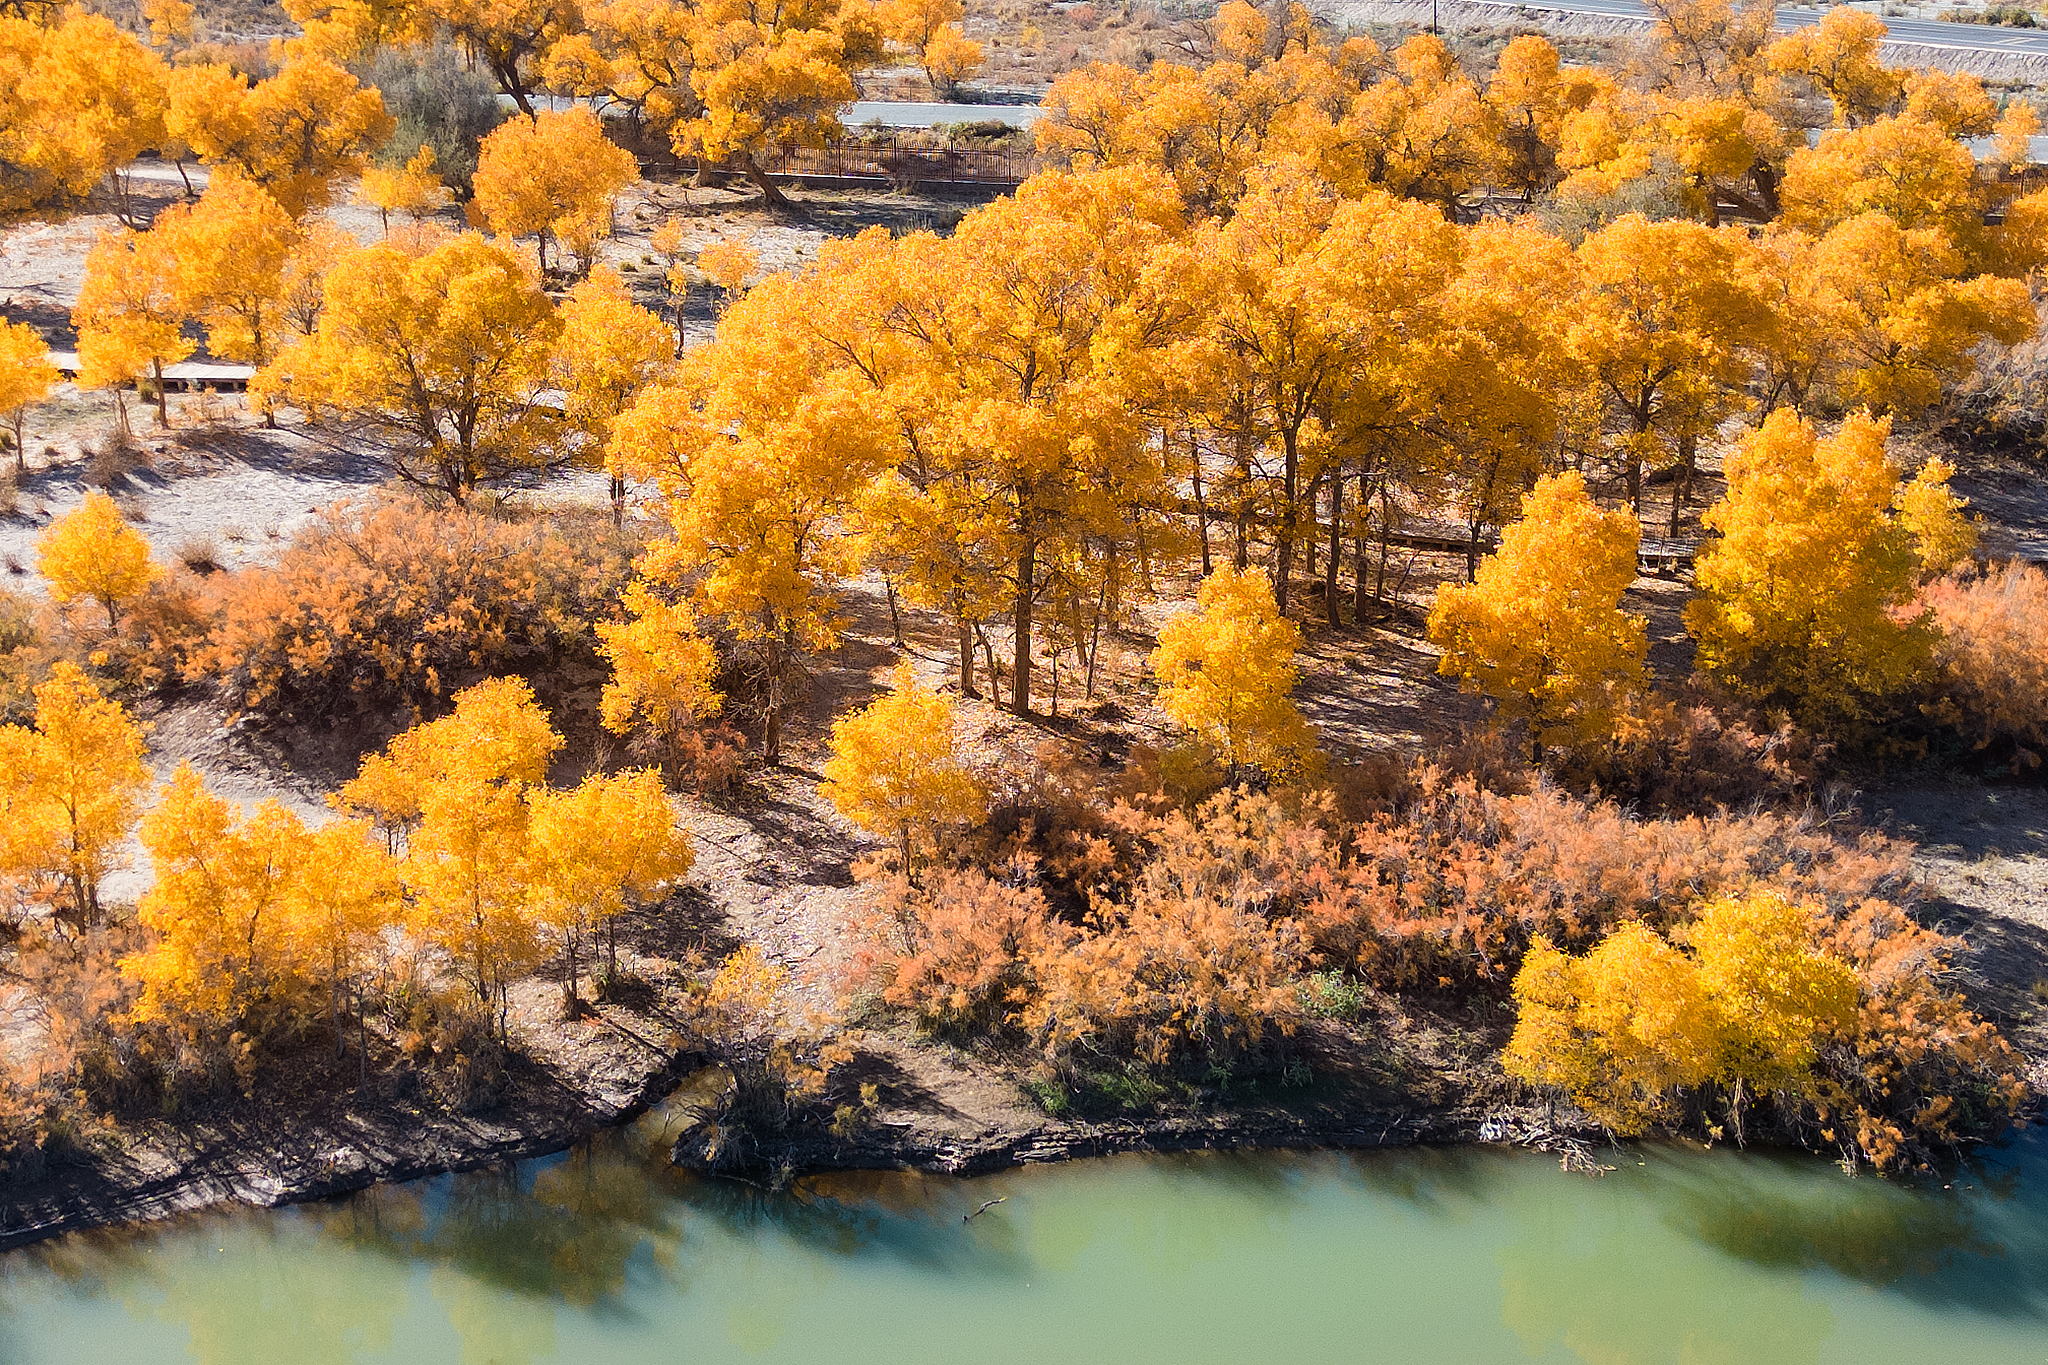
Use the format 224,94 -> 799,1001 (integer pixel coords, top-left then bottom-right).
1894,455 -> 1977,576
819,664 -> 986,867
666,0 -> 885,209
471,107 -> 639,274
334,678 -> 563,1037
884,0 -> 980,96
1150,565 -> 1316,781
126,765 -> 325,1026
1428,471 -> 1646,757
165,54 -> 394,216
153,175 -> 301,371
284,816 -> 403,1065
1686,409 -> 1933,721
525,768 -> 692,1005
552,265 -> 672,513
1505,893 -> 1859,1140
0,662 -> 152,927
357,144 -> 451,235
694,238 -> 758,306
73,227 -> 191,431
268,232 -> 564,502
596,580 -> 723,770
0,320 -> 55,474
36,491 -> 157,629
610,259 -> 888,764
332,674 -> 564,844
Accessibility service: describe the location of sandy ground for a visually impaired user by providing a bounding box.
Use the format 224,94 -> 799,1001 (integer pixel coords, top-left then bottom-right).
1874,783 -> 2048,1090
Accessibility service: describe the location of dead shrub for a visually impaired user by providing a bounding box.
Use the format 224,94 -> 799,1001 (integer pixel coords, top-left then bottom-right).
628,719 -> 747,796
173,536 -> 224,576
83,436 -> 146,490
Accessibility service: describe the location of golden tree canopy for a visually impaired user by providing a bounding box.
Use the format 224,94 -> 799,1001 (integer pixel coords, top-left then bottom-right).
1150,565 -> 1316,779
36,491 -> 158,629
1429,471 -> 1646,756
1686,408 -> 1933,719
819,664 -> 986,864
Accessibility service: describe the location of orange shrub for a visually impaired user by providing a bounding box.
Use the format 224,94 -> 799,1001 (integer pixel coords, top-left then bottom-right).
1817,899 -> 2030,1168
1020,795 -> 1313,1072
1549,693 -> 1822,816
1302,769 -> 1912,991
847,861 -> 1071,1035
105,572 -> 216,693
1922,563 -> 2048,764
0,587 -> 55,723
190,500 -> 642,725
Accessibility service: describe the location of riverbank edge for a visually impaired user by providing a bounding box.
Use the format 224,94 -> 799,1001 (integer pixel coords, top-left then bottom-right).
0,1053 -> 707,1255
0,1046 -> 1584,1254
3,1031 -> 2031,1254
670,1104 -> 1589,1183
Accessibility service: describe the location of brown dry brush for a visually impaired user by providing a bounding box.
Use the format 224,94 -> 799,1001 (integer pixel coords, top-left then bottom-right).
843,746 -> 2026,1160
1920,561 -> 2048,769
184,498 -> 646,727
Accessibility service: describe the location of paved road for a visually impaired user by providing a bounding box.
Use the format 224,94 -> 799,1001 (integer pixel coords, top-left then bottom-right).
1461,0 -> 2048,56
845,101 -> 1043,128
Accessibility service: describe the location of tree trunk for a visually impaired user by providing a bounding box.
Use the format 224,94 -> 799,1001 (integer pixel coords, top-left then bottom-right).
502,68 -> 536,116
1012,538 -> 1035,717
1191,432 -> 1212,578
1625,410 -> 1650,512
1232,430 -> 1252,571
1324,461 -> 1342,626
735,152 -> 791,210
1304,471 -> 1318,582
1273,429 -> 1299,613
610,473 -> 626,526
1085,569 -> 1107,699
957,620 -> 977,697
1668,429 -> 1696,539
886,579 -> 904,647
762,650 -> 784,765
12,409 -> 24,475
977,624 -> 1002,709
1354,469 -> 1372,622
151,358 -> 169,427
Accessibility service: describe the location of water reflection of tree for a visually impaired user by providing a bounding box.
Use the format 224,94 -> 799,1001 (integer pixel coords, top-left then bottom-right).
15,1212 -> 414,1365
322,1137 -> 688,1308
1496,1139 -> 2048,1364
1496,1161 -> 1837,1365
1660,1141 -> 2048,1318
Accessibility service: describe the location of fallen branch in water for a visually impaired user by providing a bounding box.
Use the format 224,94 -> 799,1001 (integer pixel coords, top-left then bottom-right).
964,1197 -> 1008,1222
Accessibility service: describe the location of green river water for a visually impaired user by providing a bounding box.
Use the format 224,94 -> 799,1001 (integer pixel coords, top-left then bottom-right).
2,1099 -> 2046,1365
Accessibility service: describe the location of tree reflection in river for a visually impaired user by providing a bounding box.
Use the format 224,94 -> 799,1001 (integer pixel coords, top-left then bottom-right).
5,1124 -> 2048,1365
